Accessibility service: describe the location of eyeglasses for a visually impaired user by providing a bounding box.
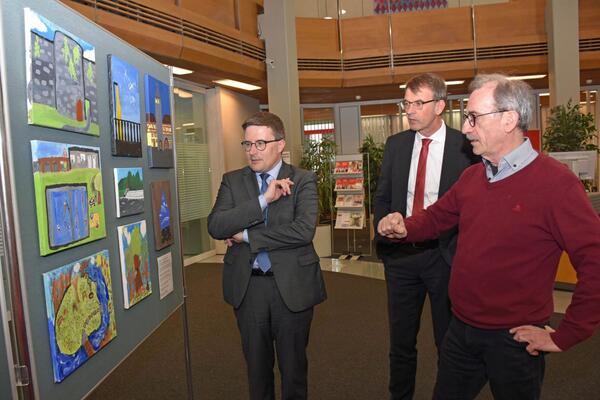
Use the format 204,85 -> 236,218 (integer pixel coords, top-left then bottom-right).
463,110 -> 509,127
241,138 -> 282,151
400,99 -> 437,111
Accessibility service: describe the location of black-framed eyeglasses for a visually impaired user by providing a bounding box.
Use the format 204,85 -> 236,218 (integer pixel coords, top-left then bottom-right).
463,110 -> 509,127
241,139 -> 282,151
399,99 -> 437,111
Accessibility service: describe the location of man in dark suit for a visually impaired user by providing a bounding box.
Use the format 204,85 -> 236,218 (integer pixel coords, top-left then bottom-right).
208,111 -> 327,400
373,73 -> 477,400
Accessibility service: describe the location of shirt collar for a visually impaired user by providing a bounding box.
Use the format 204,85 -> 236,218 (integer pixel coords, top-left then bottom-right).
258,159 -> 283,180
417,120 -> 446,143
483,137 -> 537,175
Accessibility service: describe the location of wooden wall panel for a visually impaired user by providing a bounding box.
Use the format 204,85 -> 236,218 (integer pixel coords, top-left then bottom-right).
475,0 -> 546,46
296,18 -> 340,59
239,0 -> 260,37
391,7 -> 473,54
181,0 -> 236,29
341,15 -> 390,59
580,0 -> 600,39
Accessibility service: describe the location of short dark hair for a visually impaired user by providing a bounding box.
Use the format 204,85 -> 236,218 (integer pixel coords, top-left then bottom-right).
405,73 -> 447,101
242,112 -> 285,140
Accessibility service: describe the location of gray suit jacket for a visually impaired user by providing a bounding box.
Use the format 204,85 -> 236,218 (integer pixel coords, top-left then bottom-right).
207,162 -> 327,312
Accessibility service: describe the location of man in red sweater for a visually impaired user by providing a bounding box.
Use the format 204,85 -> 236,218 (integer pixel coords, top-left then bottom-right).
378,74 -> 600,400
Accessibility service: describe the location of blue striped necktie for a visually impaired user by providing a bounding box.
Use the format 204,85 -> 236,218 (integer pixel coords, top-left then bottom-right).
255,173 -> 271,272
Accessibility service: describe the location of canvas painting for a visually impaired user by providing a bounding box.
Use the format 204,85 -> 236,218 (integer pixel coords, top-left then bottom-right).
118,220 -> 151,308
150,180 -> 173,250
144,74 -> 174,168
31,140 -> 106,256
108,55 -> 142,156
113,167 -> 144,217
42,250 -> 117,382
24,8 -> 98,136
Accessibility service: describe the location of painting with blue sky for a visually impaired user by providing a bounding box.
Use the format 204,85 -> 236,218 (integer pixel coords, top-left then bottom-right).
24,8 -> 99,135
109,55 -> 142,156
114,167 -> 144,217
150,180 -> 173,250
145,74 -> 174,168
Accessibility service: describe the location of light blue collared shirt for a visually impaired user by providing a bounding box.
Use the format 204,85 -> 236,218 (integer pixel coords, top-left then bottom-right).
483,138 -> 538,182
243,160 -> 283,243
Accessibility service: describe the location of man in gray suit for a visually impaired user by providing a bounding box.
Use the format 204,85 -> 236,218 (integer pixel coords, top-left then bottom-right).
208,111 -> 327,400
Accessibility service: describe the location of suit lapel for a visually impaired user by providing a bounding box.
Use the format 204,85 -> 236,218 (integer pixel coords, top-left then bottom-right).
243,167 -> 259,199
398,131 -> 416,214
439,128 -> 462,196
269,162 -> 293,220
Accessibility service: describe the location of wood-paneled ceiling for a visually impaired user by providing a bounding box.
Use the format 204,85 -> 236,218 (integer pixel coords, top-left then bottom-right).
60,0 -> 600,104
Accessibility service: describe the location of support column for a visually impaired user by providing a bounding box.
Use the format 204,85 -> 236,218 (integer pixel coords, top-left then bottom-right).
262,0 -> 302,165
545,0 -> 580,107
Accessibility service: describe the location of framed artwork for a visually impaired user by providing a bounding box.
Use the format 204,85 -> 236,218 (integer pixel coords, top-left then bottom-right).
144,74 -> 173,168
108,55 -> 142,156
42,250 -> 117,382
113,167 -> 144,218
24,8 -> 98,136
150,180 -> 173,250
31,140 -> 106,256
117,220 -> 151,308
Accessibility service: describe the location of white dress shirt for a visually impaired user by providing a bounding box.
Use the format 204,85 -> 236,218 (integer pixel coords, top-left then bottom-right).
406,122 -> 446,217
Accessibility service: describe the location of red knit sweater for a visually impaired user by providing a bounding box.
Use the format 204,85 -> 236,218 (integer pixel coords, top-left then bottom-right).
405,155 -> 600,350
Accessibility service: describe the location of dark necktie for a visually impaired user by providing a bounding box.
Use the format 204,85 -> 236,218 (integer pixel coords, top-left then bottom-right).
255,173 -> 271,272
412,138 -> 432,215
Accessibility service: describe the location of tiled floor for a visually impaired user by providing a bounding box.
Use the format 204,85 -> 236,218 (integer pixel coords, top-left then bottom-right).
196,255 -> 572,314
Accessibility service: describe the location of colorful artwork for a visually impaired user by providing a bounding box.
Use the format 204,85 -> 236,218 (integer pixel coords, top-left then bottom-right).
42,250 -> 117,382
114,167 -> 144,217
108,55 -> 142,156
150,180 -> 173,250
31,140 -> 106,255
24,8 -> 98,136
144,74 -> 174,168
118,220 -> 151,308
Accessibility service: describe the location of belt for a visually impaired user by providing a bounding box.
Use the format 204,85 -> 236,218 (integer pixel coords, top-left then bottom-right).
251,268 -> 273,277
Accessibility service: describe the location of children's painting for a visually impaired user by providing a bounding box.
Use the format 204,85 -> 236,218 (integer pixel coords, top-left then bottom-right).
108,55 -> 142,156
151,180 -> 174,250
113,167 -> 144,217
42,250 -> 117,382
144,74 -> 174,168
24,8 -> 98,136
118,220 -> 151,308
31,140 -> 106,256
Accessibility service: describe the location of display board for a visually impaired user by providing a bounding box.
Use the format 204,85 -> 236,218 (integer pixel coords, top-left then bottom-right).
0,0 -> 184,398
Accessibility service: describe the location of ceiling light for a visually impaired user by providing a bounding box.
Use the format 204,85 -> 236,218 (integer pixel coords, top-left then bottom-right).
163,65 -> 194,75
324,16 -> 333,19
340,9 -> 346,15
400,80 -> 464,89
538,93 -> 549,97
213,79 -> 261,91
507,74 -> 546,80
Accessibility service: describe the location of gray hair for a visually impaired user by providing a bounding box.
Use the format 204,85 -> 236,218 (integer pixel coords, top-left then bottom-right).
468,74 -> 534,131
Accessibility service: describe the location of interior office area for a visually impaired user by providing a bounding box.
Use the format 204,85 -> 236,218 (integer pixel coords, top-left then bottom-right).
1,0 -> 599,399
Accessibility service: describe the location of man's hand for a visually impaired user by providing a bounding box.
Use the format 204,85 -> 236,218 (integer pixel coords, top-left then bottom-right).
264,178 -> 294,204
509,325 -> 562,355
377,212 -> 407,240
225,231 -> 244,247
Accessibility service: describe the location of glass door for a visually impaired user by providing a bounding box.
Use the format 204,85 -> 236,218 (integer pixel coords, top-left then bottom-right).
173,84 -> 215,260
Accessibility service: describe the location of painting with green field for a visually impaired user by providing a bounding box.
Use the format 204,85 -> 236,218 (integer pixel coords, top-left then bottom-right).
25,8 -> 99,135
31,140 -> 106,256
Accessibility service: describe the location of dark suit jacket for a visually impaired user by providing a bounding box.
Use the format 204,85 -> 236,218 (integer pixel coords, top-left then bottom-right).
373,127 -> 478,265
207,162 -> 327,312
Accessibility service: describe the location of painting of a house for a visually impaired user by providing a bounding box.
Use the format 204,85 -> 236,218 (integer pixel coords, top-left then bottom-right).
145,74 -> 174,168
42,250 -> 117,382
118,220 -> 151,308
31,140 -> 106,255
24,8 -> 98,136
151,180 -> 173,250
109,55 -> 142,156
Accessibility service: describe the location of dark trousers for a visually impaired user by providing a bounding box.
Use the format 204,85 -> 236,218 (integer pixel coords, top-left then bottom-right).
433,317 -> 546,400
384,249 -> 451,400
234,275 -> 314,400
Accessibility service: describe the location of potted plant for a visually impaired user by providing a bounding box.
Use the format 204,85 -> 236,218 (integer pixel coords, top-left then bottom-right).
543,100 -> 599,191
300,136 -> 336,257
358,135 -> 385,213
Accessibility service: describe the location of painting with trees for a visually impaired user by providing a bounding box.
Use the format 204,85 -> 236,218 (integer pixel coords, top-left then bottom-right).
113,167 -> 144,217
117,220 -> 151,309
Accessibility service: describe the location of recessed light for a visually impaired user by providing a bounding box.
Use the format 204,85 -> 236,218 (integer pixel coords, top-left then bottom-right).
507,74 -> 546,80
213,79 -> 262,91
